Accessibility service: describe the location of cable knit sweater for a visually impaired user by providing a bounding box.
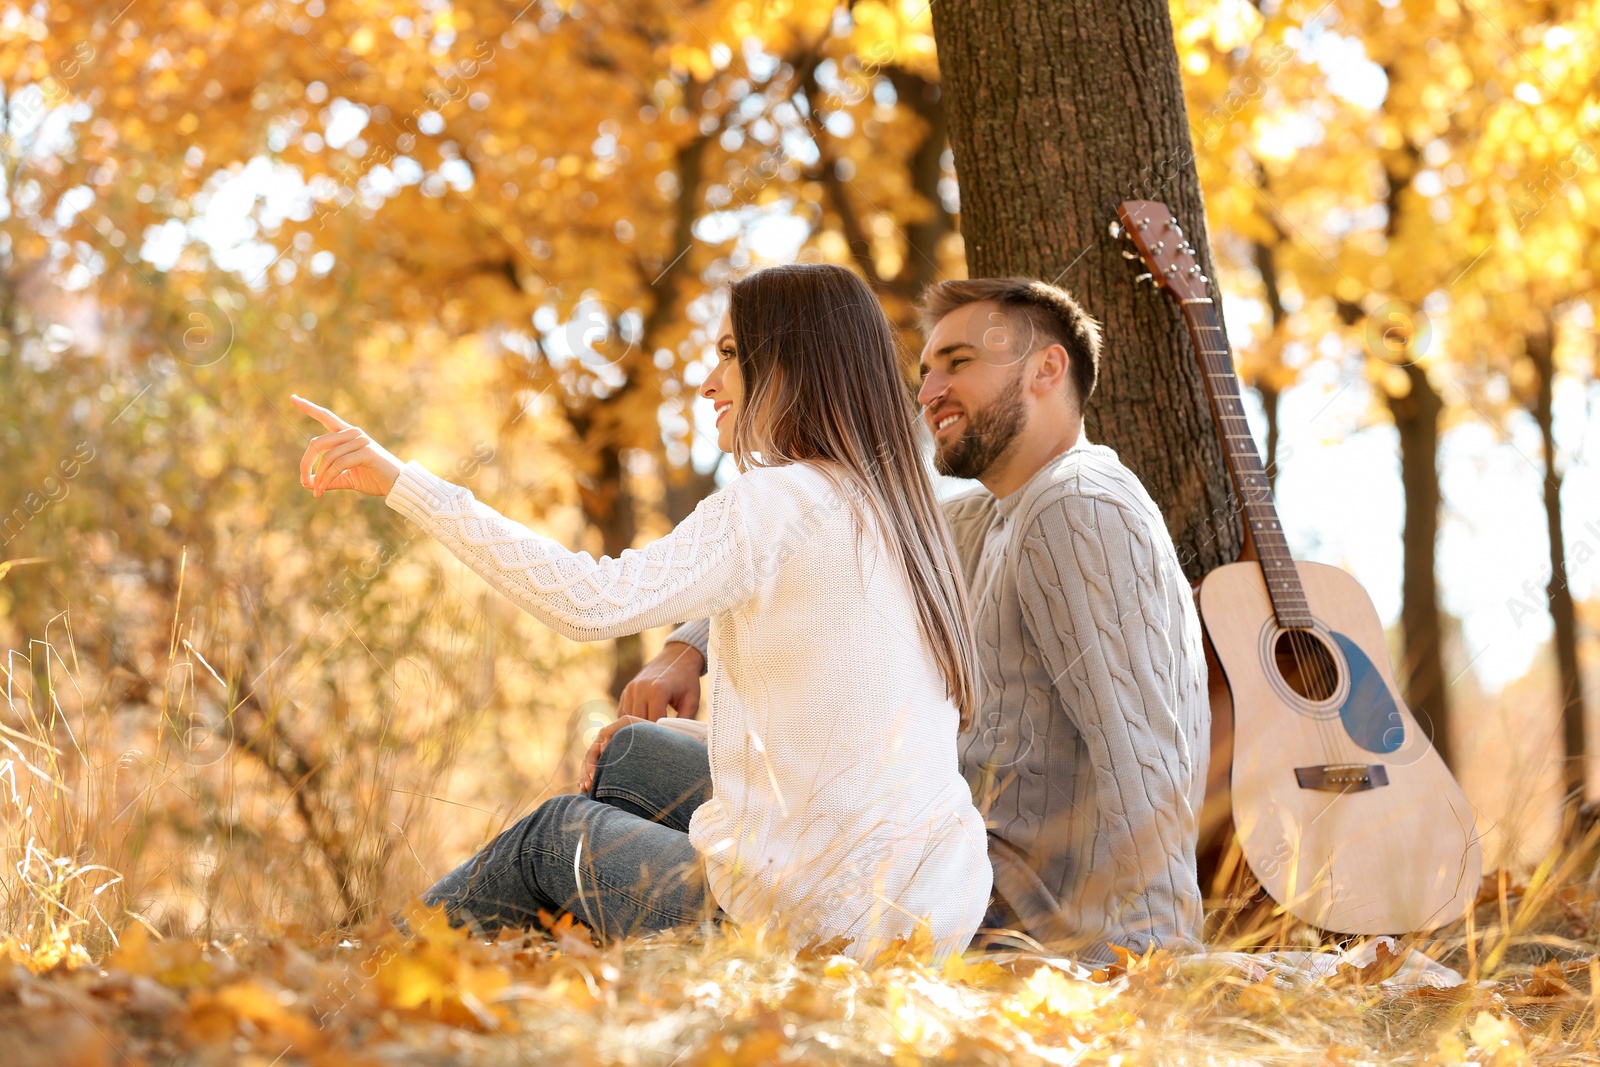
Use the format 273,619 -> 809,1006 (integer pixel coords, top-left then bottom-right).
386,458 -> 992,962
671,438 -> 1209,960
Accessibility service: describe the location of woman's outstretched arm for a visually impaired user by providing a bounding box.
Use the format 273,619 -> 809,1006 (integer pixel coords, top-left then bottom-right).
292,395 -> 757,641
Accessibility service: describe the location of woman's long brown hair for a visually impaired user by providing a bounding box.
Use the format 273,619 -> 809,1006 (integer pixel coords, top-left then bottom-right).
726,263 -> 980,729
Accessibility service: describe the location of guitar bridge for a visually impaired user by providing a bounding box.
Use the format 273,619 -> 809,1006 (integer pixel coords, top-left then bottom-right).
1295,764 -> 1389,792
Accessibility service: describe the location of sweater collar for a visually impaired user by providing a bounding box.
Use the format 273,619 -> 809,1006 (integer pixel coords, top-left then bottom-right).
993,434 -> 1093,520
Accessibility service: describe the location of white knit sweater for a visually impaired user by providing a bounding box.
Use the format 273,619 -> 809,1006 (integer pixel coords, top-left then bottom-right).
386,459 -> 992,961
671,439 -> 1210,960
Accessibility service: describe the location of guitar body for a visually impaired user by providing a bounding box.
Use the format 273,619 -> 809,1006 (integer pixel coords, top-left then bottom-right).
1115,198 -> 1481,932
1200,559 -> 1481,933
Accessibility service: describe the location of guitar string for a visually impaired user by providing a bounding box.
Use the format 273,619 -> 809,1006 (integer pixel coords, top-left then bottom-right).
1192,304 -> 1351,771
1297,626 -> 1347,765
1193,267 -> 1436,905
1180,264 -> 1382,887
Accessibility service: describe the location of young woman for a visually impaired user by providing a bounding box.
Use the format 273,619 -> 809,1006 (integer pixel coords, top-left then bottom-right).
292,263 -> 991,962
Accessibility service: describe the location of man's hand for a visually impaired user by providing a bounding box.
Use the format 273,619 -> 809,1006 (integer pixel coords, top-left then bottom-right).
578,714 -> 648,793
618,641 -> 704,721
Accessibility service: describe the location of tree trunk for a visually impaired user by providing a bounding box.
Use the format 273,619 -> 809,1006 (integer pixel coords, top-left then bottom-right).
1386,363 -> 1453,766
1251,239 -> 1286,487
887,67 -> 953,311
570,440 -> 642,700
1259,384 -> 1281,489
930,0 -> 1241,578
664,465 -> 720,525
1527,321 -> 1586,809
538,129 -> 708,703
1369,134 -> 1456,768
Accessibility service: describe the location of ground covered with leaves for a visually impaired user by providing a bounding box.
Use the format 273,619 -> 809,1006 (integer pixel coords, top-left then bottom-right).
7,869 -> 1600,1067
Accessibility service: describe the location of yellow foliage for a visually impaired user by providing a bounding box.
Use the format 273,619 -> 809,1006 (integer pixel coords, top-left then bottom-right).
1467,1012 -> 1528,1066
1009,964 -> 1113,1022
939,949 -> 1010,988
370,903 -> 512,1029
104,924 -> 215,990
1235,972 -> 1283,1015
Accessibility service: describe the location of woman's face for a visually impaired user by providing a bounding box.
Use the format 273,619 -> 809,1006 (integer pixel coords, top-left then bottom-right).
701,310 -> 744,453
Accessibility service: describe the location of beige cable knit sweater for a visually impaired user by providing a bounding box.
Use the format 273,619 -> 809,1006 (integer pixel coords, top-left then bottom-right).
671,438 -> 1208,960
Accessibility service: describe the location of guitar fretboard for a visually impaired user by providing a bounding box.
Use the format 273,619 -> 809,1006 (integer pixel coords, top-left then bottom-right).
1180,298 -> 1313,629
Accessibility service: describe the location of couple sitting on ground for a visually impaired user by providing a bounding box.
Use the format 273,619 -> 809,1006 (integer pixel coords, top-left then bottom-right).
293,263 -> 1209,965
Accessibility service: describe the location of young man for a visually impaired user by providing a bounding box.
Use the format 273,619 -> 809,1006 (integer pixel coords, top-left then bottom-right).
605,278 -> 1209,960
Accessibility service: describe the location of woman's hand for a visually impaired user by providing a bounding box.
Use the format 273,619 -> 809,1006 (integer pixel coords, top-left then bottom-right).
292,394 -> 402,498
578,714 -> 648,793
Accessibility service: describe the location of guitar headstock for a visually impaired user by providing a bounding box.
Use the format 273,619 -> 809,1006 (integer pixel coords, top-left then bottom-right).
1111,200 -> 1209,303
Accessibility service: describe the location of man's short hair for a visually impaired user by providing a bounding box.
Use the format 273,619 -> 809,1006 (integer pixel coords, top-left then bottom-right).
916,277 -> 1102,407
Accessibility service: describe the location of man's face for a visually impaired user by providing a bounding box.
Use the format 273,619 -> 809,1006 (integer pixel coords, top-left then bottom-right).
917,301 -> 1030,480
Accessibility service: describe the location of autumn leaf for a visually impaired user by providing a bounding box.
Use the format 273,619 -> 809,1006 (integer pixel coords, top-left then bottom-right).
188,979 -> 326,1050
397,899 -> 466,945
1477,869 -> 1527,906
103,924 -> 214,990
1467,1012 -> 1528,1067
796,933 -> 856,961
867,919 -> 937,970
542,910 -> 600,959
939,950 -> 1010,988
1091,942 -> 1179,991
1437,1029 -> 1470,1066
1509,958 -> 1581,1000
1008,964 -> 1112,1024
369,907 -> 513,1030
1328,940 -> 1406,989
1235,972 -> 1284,1015
683,1007 -> 790,1067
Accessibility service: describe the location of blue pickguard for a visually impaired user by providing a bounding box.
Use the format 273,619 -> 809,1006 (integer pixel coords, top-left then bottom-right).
1330,631 -> 1404,754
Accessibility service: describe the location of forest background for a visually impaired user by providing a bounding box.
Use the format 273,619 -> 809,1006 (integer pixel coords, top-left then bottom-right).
2,0 -> 1598,957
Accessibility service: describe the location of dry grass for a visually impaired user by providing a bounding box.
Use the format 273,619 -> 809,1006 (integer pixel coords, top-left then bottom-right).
6,880 -> 1600,1066
6,622 -> 1600,1065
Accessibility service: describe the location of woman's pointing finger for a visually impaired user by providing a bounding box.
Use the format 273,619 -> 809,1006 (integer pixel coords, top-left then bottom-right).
290,393 -> 351,433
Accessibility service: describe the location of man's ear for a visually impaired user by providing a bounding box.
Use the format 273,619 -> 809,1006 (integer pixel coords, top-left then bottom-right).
1031,342 -> 1072,396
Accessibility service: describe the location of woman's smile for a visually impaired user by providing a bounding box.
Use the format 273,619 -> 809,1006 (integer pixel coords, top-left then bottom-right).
702,310 -> 744,451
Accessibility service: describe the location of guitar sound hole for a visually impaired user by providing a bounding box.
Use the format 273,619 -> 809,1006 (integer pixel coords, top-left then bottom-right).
1273,629 -> 1341,702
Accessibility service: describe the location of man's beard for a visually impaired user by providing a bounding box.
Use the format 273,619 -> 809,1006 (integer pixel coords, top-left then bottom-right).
933,375 -> 1027,480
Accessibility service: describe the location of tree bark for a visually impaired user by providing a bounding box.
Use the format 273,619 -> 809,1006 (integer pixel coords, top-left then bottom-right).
887,67 -> 953,310
930,0 -> 1241,578
1251,239 -> 1285,488
567,433 -> 642,701
1372,137 -> 1455,768
1527,320 -> 1586,809
1385,362 -> 1452,766
541,130 -> 709,702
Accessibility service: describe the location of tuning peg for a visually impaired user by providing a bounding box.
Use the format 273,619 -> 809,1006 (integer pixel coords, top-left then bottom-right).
1134,273 -> 1153,284
1122,250 -> 1139,260
1108,220 -> 1123,239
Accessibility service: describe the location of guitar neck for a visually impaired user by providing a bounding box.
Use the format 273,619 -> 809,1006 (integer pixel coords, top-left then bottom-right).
1180,297 -> 1313,629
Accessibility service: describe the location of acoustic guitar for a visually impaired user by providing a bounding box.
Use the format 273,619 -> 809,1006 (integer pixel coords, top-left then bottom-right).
1112,198 -> 1481,934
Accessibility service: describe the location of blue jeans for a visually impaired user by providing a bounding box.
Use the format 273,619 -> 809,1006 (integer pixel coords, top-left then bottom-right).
422,722 -> 716,939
